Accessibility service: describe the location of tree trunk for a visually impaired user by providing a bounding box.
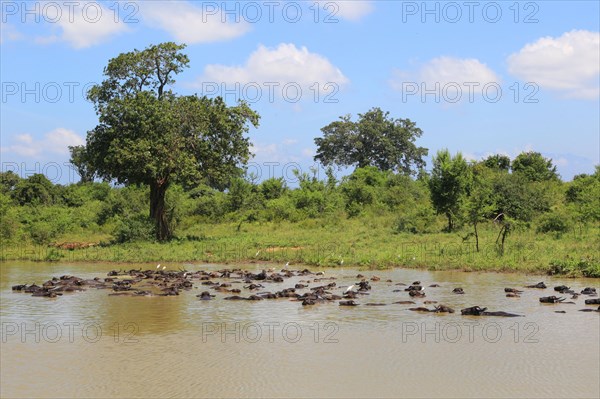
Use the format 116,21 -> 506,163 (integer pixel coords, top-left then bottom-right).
446,213 -> 453,232
150,180 -> 171,241
500,226 -> 507,256
473,221 -> 479,252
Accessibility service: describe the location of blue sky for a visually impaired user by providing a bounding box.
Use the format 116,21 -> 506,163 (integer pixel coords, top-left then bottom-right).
1,0 -> 599,184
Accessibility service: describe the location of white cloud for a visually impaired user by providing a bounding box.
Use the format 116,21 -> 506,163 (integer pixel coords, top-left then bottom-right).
7,134 -> 38,157
249,141 -> 310,164
301,148 -> 316,158
198,43 -> 349,101
507,30 -> 600,99
140,0 -> 250,44
555,157 -> 569,167
314,1 -> 374,21
3,129 -> 84,158
462,152 -> 479,162
420,57 -> 499,87
35,2 -> 129,48
0,22 -> 24,43
390,57 -> 500,98
15,134 -> 33,145
283,138 -> 299,145
250,142 -> 278,157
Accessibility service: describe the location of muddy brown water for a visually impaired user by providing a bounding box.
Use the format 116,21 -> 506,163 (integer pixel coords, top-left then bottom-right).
1,262 -> 599,398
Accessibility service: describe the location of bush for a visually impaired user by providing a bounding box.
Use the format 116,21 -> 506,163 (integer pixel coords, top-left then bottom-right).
192,187 -> 228,221
112,215 -> 155,243
0,193 -> 18,240
548,257 -> 600,278
260,178 -> 287,200
395,205 -> 437,234
536,211 -> 572,236
97,186 -> 147,225
28,221 -> 58,245
291,189 -> 327,218
263,197 -> 299,222
12,174 -> 59,206
340,167 -> 387,216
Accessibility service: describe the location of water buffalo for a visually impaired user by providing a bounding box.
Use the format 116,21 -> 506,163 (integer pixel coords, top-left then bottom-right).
461,306 -> 522,317
540,296 -> 565,303
526,282 -> 547,289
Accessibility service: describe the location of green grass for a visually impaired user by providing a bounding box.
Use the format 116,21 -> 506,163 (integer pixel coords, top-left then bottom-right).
2,216 -> 599,277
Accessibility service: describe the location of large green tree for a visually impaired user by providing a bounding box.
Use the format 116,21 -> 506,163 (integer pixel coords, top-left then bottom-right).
314,108 -> 428,174
511,151 -> 559,182
429,149 -> 472,232
84,42 -> 259,240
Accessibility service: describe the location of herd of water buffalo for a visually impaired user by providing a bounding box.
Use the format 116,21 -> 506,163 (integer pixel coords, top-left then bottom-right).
11,266 -> 600,316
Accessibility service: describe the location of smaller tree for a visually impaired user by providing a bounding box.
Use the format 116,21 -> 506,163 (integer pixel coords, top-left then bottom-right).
429,149 -> 472,232
465,164 -> 496,251
314,108 -> 428,174
512,151 -> 559,182
482,154 -> 510,172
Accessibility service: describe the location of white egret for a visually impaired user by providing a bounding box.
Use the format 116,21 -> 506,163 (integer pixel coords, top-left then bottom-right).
345,285 -> 355,293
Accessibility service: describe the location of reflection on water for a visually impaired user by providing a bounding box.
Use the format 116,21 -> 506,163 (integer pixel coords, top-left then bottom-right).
1,262 -> 599,398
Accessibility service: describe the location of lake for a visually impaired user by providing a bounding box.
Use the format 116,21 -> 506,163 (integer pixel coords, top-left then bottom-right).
1,262 -> 598,398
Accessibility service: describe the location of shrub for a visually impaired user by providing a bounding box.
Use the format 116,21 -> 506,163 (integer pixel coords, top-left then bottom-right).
395,205 -> 437,234
264,197 -> 299,222
536,211 -> 572,236
548,257 -> 600,278
112,215 -> 155,243
193,188 -> 228,221
260,178 -> 287,200
28,221 -> 58,245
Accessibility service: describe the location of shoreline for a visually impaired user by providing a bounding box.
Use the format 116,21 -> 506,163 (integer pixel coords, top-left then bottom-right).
3,256 -> 600,280
2,222 -> 598,278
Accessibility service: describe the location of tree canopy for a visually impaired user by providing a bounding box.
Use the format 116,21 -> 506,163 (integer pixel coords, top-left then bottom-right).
314,108 -> 428,175
511,151 -> 559,182
482,154 -> 511,171
80,42 -> 260,240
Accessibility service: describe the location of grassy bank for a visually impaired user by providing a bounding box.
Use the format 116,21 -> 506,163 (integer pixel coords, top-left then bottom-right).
2,217 -> 599,277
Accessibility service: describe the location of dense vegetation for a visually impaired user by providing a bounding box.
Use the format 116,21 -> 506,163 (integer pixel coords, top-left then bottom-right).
1,156 -> 598,277
2,42 -> 598,277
